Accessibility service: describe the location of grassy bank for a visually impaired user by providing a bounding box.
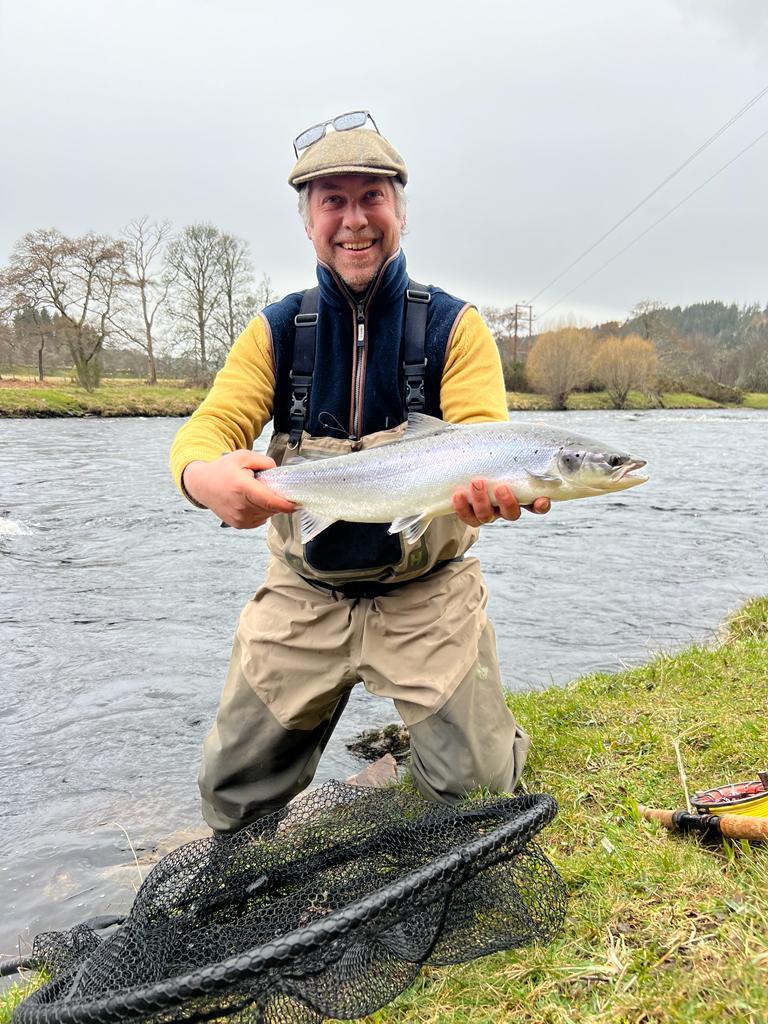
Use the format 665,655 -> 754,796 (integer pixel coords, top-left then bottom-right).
364,597 -> 768,1024
505,390 -> 768,411
1,377 -> 766,417
3,599 -> 766,1023
0,378 -> 207,417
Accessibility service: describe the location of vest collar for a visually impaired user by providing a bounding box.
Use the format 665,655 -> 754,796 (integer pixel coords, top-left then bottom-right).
315,249 -> 409,313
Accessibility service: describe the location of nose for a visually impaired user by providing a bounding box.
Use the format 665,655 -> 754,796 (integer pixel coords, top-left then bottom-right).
342,201 -> 368,233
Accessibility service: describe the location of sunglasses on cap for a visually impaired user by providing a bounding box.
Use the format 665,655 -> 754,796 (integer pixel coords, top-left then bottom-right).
292,110 -> 381,158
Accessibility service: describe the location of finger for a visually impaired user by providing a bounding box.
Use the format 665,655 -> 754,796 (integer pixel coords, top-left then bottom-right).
231,513 -> 271,530
468,479 -> 497,524
452,488 -> 482,528
522,496 -> 551,515
243,480 -> 296,515
493,484 -> 522,522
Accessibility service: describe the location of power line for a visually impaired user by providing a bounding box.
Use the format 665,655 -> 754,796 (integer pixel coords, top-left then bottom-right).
528,82 -> 768,304
537,126 -> 768,322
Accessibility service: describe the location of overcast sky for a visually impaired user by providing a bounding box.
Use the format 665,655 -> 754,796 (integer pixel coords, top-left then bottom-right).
1,0 -> 766,328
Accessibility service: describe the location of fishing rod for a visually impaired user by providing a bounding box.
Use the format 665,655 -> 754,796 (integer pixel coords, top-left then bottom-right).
639,770 -> 768,841
638,805 -> 768,842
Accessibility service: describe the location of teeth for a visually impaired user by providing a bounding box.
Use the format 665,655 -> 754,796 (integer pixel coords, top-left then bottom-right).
341,241 -> 374,250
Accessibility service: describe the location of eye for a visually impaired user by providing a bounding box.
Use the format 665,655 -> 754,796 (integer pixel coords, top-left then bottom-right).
365,189 -> 384,201
607,454 -> 626,468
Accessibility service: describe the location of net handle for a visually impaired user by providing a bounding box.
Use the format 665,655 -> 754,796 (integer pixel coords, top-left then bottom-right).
16,794 -> 557,1024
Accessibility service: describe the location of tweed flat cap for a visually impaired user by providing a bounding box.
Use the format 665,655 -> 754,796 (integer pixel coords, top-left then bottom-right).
288,129 -> 408,190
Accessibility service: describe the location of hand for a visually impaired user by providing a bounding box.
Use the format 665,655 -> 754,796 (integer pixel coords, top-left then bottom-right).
451,478 -> 551,527
182,451 -> 296,529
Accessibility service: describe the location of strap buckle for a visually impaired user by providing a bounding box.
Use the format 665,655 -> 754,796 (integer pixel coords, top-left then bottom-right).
404,359 -> 427,411
294,313 -> 319,326
405,288 -> 430,304
404,359 -> 428,377
405,379 -> 425,407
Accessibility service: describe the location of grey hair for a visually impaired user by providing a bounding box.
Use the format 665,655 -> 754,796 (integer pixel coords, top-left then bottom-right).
297,179 -> 407,227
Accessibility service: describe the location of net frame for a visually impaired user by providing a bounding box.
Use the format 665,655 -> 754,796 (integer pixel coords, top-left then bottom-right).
14,789 -> 563,1024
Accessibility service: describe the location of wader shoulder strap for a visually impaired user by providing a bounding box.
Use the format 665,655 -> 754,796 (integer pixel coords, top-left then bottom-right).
403,279 -> 431,413
289,287 -> 319,447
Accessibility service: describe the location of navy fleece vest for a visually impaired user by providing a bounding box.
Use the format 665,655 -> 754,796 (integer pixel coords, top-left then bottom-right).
262,249 -> 469,576
263,250 -> 467,438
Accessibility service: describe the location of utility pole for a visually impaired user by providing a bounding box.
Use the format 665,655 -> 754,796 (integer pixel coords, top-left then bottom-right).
512,303 -> 533,362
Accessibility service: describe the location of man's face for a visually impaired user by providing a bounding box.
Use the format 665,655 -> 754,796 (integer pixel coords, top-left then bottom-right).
305,174 -> 404,292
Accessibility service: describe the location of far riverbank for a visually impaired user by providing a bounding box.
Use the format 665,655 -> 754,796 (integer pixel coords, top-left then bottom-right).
1,377 -> 767,417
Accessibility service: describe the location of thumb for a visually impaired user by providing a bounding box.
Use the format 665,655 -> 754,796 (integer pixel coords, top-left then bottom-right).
234,450 -> 278,474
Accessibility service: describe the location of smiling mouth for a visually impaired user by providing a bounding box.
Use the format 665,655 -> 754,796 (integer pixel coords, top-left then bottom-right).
338,240 -> 377,251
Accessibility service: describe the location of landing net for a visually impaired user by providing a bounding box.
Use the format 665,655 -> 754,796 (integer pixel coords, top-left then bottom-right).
15,781 -> 566,1023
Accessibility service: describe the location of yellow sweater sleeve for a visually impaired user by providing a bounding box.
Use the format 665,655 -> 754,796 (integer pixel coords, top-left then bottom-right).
440,306 -> 508,424
169,315 -> 275,497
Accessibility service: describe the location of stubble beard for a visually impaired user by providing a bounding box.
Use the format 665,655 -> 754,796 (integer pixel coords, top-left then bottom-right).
336,250 -> 389,295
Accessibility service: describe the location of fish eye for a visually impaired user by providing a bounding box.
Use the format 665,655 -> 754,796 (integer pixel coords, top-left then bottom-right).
606,454 -> 626,468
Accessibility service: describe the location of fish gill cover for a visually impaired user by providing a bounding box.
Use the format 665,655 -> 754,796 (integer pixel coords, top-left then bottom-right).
14,781 -> 566,1023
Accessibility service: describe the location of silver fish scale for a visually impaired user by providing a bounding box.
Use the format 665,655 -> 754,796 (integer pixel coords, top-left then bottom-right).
258,422 -> 608,524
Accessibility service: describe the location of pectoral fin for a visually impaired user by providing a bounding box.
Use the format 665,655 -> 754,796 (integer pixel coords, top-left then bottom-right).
388,511 -> 435,545
520,471 -> 563,492
298,509 -> 337,543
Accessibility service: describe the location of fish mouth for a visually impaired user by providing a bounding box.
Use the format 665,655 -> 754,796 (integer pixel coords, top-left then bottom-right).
610,458 -> 648,484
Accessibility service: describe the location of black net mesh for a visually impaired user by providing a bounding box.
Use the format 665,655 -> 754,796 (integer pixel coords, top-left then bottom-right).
15,782 -> 566,1024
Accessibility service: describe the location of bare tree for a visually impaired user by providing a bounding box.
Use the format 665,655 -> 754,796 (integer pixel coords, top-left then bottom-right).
3,229 -> 125,391
165,224 -> 226,382
628,299 -> 669,341
525,327 -> 593,409
213,233 -> 256,352
592,334 -> 658,408
0,308 -> 13,378
111,218 -> 173,384
480,305 -> 530,391
0,269 -> 57,380
253,273 -> 280,311
22,307 -> 56,381
482,306 -> 516,361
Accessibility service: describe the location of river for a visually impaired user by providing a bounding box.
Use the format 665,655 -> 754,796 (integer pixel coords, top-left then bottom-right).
0,408 -> 765,958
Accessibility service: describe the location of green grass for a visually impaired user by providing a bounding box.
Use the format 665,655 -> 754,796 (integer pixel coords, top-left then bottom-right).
4,599 -> 767,1022
359,597 -> 768,1023
0,982 -> 31,1024
506,390 -> 761,411
1,378 -> 765,417
0,378 -> 208,417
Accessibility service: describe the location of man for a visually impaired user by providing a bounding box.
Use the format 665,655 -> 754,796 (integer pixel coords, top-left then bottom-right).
170,112 -> 550,834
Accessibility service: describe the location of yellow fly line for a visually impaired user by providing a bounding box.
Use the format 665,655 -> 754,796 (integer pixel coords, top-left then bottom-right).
692,772 -> 768,818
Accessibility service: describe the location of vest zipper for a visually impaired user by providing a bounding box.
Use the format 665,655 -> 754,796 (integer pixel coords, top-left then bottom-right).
351,302 -> 366,443
316,251 -> 400,444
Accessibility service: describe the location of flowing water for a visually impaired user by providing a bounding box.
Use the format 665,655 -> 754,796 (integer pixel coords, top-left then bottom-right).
0,409 -> 766,958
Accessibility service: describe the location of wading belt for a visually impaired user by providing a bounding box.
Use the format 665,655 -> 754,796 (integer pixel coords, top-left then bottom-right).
298,557 -> 462,600
288,279 -> 432,446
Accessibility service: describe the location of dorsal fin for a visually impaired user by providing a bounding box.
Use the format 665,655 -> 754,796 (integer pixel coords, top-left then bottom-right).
403,412 -> 450,441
